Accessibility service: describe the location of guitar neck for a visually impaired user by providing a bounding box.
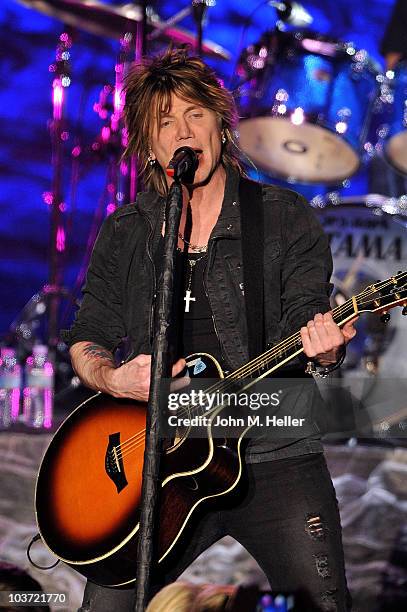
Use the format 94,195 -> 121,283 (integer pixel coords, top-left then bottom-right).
225,295 -> 358,384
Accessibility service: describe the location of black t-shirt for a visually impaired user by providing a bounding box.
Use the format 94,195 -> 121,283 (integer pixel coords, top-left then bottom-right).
154,239 -> 225,368
182,252 -> 224,365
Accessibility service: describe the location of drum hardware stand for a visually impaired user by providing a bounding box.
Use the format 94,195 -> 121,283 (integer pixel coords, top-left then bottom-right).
102,1 -> 148,208
148,0 -> 213,56
47,29 -> 73,360
112,28 -> 139,209
192,1 -> 210,57
148,5 -> 194,41
10,30 -> 74,362
90,3 -> 146,213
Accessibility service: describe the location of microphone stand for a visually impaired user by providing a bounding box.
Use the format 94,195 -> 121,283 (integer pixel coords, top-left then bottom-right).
134,178 -> 184,611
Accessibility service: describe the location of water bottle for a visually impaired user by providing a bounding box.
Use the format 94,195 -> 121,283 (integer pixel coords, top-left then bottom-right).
0,347 -> 22,428
23,345 -> 54,429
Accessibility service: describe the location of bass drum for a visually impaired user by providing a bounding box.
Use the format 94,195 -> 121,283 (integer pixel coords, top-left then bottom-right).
236,31 -> 379,184
315,201 -> 406,371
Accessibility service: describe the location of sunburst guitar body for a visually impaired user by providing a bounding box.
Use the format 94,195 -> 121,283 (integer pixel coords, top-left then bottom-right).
35,353 -> 242,587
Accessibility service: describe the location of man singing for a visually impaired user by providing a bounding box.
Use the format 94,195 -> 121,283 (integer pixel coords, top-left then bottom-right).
64,49 -> 356,611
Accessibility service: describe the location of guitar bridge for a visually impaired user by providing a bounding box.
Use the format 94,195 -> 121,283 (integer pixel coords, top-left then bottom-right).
105,433 -> 128,493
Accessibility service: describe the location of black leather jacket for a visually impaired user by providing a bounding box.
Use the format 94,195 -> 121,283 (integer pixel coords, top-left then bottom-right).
64,168 -> 333,461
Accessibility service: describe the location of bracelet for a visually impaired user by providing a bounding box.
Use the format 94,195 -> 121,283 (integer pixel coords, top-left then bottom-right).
305,346 -> 346,378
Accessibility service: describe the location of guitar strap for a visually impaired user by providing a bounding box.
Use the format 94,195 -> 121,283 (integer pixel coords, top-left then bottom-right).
238,176 -> 264,360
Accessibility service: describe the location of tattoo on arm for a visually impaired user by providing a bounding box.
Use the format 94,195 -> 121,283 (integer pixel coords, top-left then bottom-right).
83,343 -> 115,366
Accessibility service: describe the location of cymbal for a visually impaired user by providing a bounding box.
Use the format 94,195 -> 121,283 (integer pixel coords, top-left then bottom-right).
17,0 -> 230,60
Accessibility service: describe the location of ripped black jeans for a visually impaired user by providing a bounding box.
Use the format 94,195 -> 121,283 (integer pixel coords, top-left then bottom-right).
79,453 -> 351,612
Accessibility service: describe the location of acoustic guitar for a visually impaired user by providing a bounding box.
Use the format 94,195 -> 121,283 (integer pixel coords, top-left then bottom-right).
35,272 -> 407,586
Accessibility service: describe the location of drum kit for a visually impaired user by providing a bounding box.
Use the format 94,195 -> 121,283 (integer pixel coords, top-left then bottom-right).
236,27 -> 407,186
12,1 -> 407,411
236,30 -> 379,184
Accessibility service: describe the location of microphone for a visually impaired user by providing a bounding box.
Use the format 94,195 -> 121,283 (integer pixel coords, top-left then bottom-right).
166,146 -> 199,183
269,1 -> 313,27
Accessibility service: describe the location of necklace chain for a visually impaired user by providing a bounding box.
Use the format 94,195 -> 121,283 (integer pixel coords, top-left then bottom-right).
178,232 -> 207,253
186,254 -> 207,292
184,253 -> 207,312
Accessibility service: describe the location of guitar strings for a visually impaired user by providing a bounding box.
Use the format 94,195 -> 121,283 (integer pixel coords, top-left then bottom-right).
115,274 -> 407,460
198,273 -> 407,388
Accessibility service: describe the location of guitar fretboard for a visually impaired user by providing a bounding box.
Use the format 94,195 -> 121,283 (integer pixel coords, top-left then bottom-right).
224,296 -> 358,383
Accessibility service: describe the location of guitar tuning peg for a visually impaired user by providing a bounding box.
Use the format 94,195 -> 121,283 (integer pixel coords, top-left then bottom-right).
402,306 -> 407,316
381,312 -> 391,323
